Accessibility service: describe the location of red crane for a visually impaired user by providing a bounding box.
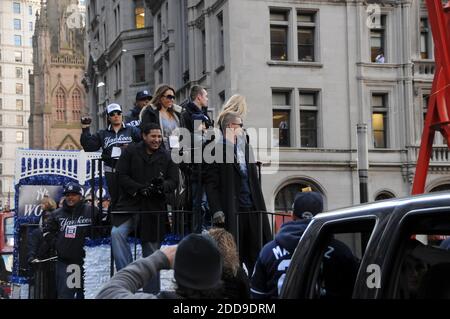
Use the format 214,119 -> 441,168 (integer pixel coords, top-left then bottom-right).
412,0 -> 450,194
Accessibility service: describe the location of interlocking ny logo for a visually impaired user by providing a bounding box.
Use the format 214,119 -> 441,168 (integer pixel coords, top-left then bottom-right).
66,4 -> 85,29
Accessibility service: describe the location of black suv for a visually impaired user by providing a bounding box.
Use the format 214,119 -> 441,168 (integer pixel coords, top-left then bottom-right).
280,192 -> 450,299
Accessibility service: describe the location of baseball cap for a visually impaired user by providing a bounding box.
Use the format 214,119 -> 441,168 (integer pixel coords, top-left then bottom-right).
136,90 -> 152,101
292,191 -> 323,219
63,182 -> 83,196
106,103 -> 122,115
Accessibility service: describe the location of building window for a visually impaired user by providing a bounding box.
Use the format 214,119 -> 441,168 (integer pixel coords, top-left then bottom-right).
16,131 -> 24,143
16,67 -> 23,79
275,182 -> 322,212
16,83 -> 23,94
72,89 -> 81,121
14,19 -> 21,30
0,98 -> 2,109
372,93 -> 388,148
114,6 -> 121,36
15,51 -> 22,62
374,191 -> 395,201
272,90 -> 291,147
134,0 -> 145,29
29,5 -> 33,15
0,163 -> 2,174
217,12 -> 224,67
0,131 -> 2,142
0,115 -> 2,126
299,92 -> 318,147
134,55 -> 145,83
270,9 -> 289,61
156,14 -> 162,43
115,61 -> 121,91
201,29 -> 206,74
16,115 -> 23,126
370,15 -> 386,62
13,2 -> 20,14
56,88 -> 66,121
420,18 -> 430,59
14,35 -> 22,46
0,66 -> 2,77
16,99 -> 23,111
29,22 -> 33,31
297,11 -> 316,62
0,82 -> 2,93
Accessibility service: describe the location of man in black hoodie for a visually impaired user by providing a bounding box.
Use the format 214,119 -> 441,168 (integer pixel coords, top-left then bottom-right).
46,182 -> 98,299
250,192 -> 324,299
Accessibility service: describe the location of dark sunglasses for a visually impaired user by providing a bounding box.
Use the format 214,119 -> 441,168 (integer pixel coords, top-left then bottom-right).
109,111 -> 122,116
163,95 -> 176,100
232,122 -> 244,128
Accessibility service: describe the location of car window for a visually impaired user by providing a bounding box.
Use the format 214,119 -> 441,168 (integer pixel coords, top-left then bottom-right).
390,212 -> 450,299
306,219 -> 375,299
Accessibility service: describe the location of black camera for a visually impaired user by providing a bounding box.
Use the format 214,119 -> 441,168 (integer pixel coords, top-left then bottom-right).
148,176 -> 165,197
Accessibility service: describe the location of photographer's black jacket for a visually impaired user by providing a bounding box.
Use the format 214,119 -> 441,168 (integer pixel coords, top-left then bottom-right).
80,123 -> 141,168
115,142 -> 179,242
46,201 -> 98,265
180,101 -> 212,133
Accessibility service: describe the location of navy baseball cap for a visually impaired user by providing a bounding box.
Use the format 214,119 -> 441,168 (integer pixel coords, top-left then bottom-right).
63,182 -> 83,196
292,191 -> 323,219
136,90 -> 152,101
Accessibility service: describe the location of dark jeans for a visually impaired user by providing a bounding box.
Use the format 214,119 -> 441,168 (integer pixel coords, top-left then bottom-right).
56,261 -> 84,299
191,181 -> 210,233
105,171 -> 119,210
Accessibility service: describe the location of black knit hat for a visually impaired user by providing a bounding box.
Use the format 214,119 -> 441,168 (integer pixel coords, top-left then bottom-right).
174,233 -> 223,290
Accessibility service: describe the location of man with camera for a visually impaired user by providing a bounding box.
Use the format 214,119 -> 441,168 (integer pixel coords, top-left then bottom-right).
111,123 -> 178,293
179,85 -> 213,233
80,103 -> 141,210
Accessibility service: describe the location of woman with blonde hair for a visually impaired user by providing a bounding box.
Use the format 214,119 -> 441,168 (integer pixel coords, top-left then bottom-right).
208,227 -> 250,299
140,84 -> 182,149
216,94 -> 248,131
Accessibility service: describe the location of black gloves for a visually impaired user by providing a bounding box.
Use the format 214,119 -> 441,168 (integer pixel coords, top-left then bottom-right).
139,177 -> 165,198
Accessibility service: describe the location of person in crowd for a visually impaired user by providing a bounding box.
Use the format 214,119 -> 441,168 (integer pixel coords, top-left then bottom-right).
96,233 -> 223,299
80,103 -> 141,209
45,182 -> 99,299
140,84 -> 182,150
208,227 -> 250,299
125,90 -> 152,127
216,94 -> 248,130
28,196 -> 58,264
250,191 -> 323,299
205,111 -> 271,274
179,85 -> 213,232
112,123 -> 178,293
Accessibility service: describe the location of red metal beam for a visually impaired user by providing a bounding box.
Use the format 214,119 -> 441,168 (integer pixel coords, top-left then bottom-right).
412,0 -> 450,194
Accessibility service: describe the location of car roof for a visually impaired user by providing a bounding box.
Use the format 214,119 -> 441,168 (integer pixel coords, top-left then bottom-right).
313,191 -> 450,221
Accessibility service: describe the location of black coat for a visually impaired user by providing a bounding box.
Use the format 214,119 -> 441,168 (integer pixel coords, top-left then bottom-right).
114,142 -> 179,243
205,139 -> 271,243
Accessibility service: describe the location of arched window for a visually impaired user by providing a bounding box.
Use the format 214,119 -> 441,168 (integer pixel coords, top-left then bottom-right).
275,182 -> 322,212
55,88 -> 66,121
429,184 -> 450,192
374,191 -> 395,201
72,88 -> 81,121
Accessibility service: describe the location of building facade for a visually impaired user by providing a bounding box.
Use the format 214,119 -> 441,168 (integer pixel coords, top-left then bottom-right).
149,0 -> 450,212
0,0 -> 41,209
84,0 -> 154,131
28,0 -> 87,153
